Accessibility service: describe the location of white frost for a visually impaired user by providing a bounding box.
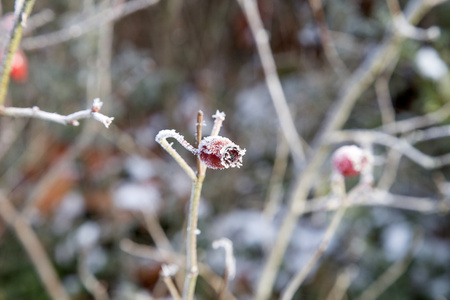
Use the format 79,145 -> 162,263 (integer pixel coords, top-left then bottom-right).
415,47 -> 448,81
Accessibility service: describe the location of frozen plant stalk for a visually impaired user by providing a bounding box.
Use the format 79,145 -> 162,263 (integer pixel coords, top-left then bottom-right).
155,111 -> 245,300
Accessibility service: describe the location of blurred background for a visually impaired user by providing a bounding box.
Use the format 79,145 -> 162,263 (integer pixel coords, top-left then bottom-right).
1,0 -> 450,299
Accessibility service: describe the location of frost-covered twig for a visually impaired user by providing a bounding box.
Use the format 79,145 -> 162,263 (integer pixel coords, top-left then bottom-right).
22,0 -> 160,50
0,192 -> 70,300
0,98 -> 114,127
212,238 -> 236,300
155,129 -> 197,181
237,0 -> 306,165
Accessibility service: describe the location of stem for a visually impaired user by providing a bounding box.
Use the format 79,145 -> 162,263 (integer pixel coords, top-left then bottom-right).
155,130 -> 197,181
281,204 -> 347,300
182,174 -> 205,300
0,0 -> 36,105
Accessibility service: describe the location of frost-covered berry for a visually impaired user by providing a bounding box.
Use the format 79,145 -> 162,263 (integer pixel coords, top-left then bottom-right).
332,145 -> 369,177
198,136 -> 246,169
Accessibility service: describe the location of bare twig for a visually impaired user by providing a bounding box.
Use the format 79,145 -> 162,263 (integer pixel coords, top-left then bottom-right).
325,266 -> 356,300
24,9 -> 55,35
307,0 -> 348,75
160,264 -> 182,300
120,239 -> 237,300
78,251 -> 110,300
140,210 -> 173,252
355,229 -> 424,300
379,102 -> 450,135
0,98 -> 114,128
237,0 -> 306,165
0,192 -> 70,300
303,189 -> 449,215
22,0 -> 160,50
281,175 -> 348,300
387,0 -> 441,41
263,130 -> 290,220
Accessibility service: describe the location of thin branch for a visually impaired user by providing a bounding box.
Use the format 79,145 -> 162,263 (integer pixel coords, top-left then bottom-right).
0,192 -> 70,300
379,102 -> 450,135
237,0 -> 306,165
281,176 -> 348,300
330,130 -> 450,169
78,251 -> 110,300
355,229 -> 424,300
0,0 -> 36,105
160,264 -> 182,300
22,0 -> 160,50
140,210 -> 173,252
0,98 -> 114,128
212,238 -> 236,300
24,9 -> 55,35
303,189 -> 449,215
120,239 -> 237,300
307,0 -> 349,75
263,130 -> 290,220
387,0 -> 441,41
325,266 -> 356,300
155,130 -> 197,182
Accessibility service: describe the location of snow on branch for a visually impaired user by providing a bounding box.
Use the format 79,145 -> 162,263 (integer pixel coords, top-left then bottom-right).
0,98 -> 114,128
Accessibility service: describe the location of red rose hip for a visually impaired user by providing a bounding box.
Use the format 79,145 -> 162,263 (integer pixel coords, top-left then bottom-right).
332,145 -> 369,177
198,136 -> 246,169
10,50 -> 28,82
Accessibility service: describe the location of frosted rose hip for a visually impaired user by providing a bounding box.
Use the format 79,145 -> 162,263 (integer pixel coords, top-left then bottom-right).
332,145 -> 368,177
198,136 -> 246,169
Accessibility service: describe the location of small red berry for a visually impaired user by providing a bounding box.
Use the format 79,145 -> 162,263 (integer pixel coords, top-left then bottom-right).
198,136 -> 246,169
332,145 -> 369,177
10,50 -> 28,82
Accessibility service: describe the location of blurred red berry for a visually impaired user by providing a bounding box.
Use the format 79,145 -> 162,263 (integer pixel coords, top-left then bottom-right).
332,145 -> 369,177
10,50 -> 28,82
198,136 -> 246,170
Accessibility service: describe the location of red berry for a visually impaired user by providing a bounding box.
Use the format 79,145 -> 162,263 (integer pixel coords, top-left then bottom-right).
332,145 -> 369,177
198,136 -> 246,169
10,50 -> 28,82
